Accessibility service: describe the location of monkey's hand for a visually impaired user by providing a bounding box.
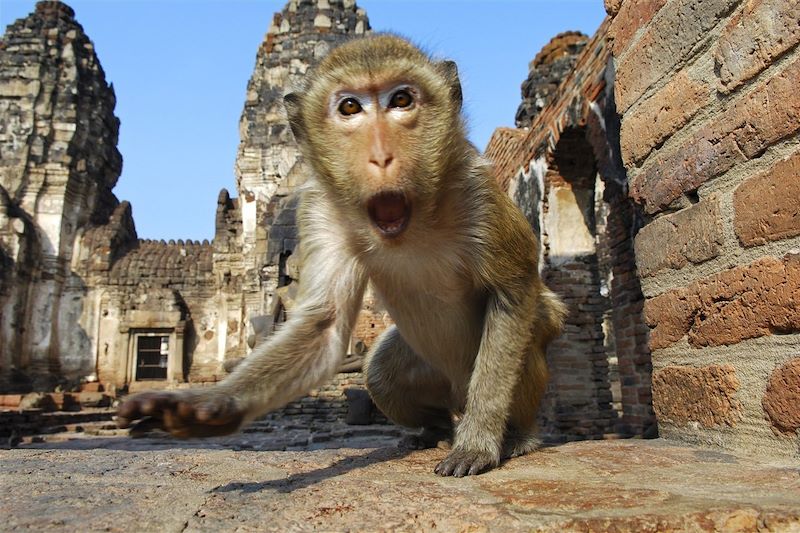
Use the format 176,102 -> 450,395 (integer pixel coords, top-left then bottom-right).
434,446 -> 500,477
115,389 -> 246,438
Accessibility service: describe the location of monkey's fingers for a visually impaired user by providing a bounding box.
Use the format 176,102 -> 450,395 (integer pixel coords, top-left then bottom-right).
156,396 -> 245,438
116,392 -> 178,428
434,449 -> 498,477
128,416 -> 167,438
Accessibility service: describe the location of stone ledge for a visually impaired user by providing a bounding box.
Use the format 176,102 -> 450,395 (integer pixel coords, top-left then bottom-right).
2,438 -> 798,531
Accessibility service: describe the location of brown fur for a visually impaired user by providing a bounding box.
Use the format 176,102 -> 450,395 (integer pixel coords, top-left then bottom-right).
117,34 -> 566,477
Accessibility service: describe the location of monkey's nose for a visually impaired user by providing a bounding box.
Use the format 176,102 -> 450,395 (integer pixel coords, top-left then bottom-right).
369,154 -> 394,168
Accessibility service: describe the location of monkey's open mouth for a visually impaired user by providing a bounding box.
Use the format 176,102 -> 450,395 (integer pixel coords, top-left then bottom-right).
367,191 -> 411,238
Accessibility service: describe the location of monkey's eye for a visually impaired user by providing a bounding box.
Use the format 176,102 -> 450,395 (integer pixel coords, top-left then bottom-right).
389,89 -> 414,109
338,97 -> 363,116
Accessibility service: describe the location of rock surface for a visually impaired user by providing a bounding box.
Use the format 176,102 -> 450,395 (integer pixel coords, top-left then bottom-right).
1,435 -> 798,532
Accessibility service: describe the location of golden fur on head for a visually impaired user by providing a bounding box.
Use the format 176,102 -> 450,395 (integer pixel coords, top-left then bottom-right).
284,34 -> 467,215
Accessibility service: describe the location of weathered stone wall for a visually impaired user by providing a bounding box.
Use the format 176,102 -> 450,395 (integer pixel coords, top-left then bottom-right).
0,1 -> 123,390
608,0 -> 800,456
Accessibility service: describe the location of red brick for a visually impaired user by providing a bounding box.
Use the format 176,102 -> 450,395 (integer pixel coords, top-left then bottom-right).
634,195 -> 724,277
608,0 -> 667,58
620,69 -> 709,166
645,255 -> 800,349
716,0 -> 800,93
652,365 -> 741,427
734,150 -> 800,247
0,394 -> 23,409
484,127 -> 527,186
631,54 -> 800,214
615,0 -> 740,112
762,358 -> 800,434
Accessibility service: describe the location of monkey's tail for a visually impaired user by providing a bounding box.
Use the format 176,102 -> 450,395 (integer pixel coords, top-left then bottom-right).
537,287 -> 568,345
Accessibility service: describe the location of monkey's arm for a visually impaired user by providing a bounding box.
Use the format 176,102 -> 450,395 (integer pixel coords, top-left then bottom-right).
435,186 -> 540,476
117,208 -> 368,438
434,286 -> 534,476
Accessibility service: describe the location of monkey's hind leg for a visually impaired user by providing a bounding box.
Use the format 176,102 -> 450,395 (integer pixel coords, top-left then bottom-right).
504,342 -> 549,459
365,326 -> 454,448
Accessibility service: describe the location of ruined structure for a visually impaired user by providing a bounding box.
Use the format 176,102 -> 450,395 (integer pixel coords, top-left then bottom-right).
487,24 -> 654,440
486,0 -> 800,454
2,0 -> 798,455
230,0 -> 369,337
0,1 -> 124,390
0,0 -> 370,395
515,31 -> 588,128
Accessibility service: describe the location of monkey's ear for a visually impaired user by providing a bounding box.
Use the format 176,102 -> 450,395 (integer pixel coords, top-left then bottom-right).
438,60 -> 463,112
284,92 -> 306,144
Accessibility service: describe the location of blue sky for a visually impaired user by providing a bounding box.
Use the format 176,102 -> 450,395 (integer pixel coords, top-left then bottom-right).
1,1 -> 606,241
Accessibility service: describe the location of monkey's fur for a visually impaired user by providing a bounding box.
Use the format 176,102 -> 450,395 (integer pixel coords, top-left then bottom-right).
117,35 -> 566,477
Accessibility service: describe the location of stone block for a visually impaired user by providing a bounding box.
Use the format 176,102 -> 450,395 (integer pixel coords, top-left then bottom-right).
615,0 -> 740,112
608,0 -> 667,58
634,195 -> 724,278
80,382 -> 104,393
652,365 -> 741,427
75,391 -> 110,407
631,54 -> 800,214
645,255 -> 800,349
604,0 -> 624,16
620,69 -> 709,166
762,358 -> 800,434
344,388 -> 372,425
0,394 -> 23,409
734,149 -> 800,246
716,0 -> 800,93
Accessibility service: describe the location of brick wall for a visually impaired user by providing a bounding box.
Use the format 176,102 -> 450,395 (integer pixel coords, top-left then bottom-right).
609,0 -> 800,456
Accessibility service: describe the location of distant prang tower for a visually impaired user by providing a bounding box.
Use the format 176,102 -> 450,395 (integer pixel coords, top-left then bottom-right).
229,0 -> 370,336
0,1 -> 124,388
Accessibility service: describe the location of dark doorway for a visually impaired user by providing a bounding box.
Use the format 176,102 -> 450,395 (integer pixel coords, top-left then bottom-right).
135,335 -> 168,380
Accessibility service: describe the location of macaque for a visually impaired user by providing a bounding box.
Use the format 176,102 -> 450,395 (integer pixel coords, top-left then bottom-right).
117,34 -> 566,477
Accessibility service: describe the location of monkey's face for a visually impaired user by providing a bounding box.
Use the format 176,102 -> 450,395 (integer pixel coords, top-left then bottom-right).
324,80 -> 429,238
285,35 -> 466,242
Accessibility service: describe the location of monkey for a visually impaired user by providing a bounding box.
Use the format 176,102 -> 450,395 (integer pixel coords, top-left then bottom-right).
116,34 -> 567,477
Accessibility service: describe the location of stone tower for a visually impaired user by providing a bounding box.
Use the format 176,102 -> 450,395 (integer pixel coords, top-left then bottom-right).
230,0 -> 369,337
0,1 -> 123,389
515,32 -> 588,129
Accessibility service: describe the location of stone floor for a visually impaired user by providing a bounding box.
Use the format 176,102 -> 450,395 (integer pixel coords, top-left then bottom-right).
1,421 -> 798,532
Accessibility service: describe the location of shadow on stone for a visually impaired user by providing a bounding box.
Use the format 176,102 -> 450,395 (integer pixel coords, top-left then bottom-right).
213,446 -> 412,494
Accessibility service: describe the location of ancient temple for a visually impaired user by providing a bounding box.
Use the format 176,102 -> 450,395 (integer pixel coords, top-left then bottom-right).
0,0 -> 371,393
4,0 -> 796,457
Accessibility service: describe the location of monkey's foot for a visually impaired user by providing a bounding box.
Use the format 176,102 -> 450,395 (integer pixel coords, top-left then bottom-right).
503,434 -> 543,458
399,426 -> 452,450
115,390 -> 245,439
434,447 -> 499,477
